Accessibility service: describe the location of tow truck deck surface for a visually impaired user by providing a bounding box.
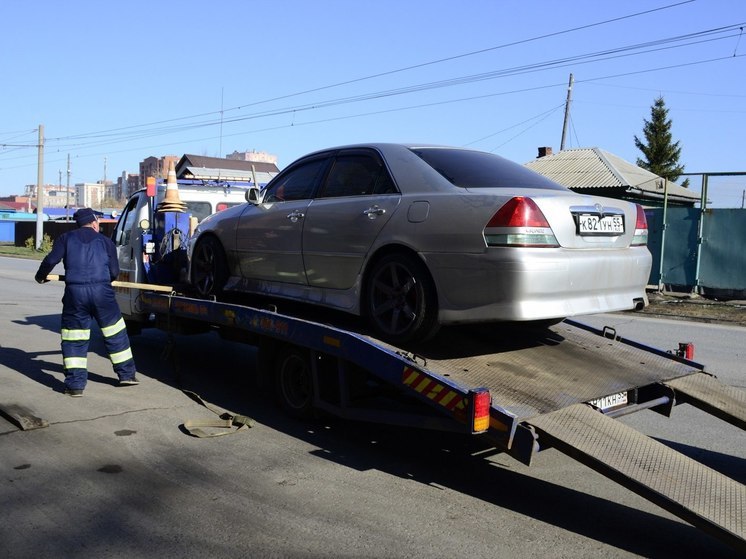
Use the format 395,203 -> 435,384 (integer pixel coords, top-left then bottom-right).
136,290 -> 745,552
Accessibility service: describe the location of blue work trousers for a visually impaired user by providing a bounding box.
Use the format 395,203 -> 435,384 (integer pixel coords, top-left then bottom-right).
60,283 -> 136,390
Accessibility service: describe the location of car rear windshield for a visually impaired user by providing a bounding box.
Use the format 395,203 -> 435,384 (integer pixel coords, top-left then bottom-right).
410,148 -> 567,191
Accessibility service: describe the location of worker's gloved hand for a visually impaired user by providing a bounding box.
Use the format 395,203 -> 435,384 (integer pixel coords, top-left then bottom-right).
35,274 -> 49,284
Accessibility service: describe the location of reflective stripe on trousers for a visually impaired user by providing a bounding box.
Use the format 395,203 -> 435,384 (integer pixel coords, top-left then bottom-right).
61,283 -> 136,390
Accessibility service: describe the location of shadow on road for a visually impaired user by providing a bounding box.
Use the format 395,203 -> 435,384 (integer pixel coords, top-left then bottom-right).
5,308 -> 741,557
123,327 -> 744,559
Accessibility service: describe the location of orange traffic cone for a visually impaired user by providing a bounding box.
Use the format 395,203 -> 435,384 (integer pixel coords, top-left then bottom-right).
157,161 -> 187,213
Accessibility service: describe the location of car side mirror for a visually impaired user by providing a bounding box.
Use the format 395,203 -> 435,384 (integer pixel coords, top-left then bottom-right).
246,187 -> 262,204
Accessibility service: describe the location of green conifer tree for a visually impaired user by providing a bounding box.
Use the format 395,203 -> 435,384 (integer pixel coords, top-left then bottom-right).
634,96 -> 689,187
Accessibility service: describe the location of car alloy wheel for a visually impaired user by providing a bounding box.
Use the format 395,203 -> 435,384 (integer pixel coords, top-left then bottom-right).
365,253 -> 439,344
191,236 -> 228,297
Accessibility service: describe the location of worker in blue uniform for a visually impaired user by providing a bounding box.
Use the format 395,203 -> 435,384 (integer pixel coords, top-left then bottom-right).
35,207 -> 139,397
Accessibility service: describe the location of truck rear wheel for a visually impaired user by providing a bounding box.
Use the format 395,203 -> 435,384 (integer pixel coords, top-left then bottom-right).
275,346 -> 314,419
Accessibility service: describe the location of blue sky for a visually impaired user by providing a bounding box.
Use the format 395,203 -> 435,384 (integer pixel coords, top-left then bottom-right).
1,0 -> 745,206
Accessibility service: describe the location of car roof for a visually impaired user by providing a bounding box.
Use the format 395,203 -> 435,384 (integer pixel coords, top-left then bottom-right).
290,143 -> 459,194
300,142 -> 467,156
283,143 -> 564,195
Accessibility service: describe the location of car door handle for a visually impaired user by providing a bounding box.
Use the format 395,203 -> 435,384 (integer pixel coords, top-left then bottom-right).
363,206 -> 385,219
286,210 -> 305,223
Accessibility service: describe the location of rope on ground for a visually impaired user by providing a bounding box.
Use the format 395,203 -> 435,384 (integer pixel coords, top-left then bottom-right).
181,389 -> 254,438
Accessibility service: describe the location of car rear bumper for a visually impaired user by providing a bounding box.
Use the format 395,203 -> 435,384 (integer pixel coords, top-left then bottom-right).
424,246 -> 652,323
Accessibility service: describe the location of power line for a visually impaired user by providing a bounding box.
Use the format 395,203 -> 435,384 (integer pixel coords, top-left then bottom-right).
5,1 -> 701,147
2,8 -> 742,177
27,23 -> 743,157
489,107 -> 565,152
203,0 -> 696,114
463,104 -> 566,147
2,51 -> 743,176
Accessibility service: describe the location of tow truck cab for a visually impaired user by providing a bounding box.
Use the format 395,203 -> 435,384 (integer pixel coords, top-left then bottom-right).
112,180 -> 251,323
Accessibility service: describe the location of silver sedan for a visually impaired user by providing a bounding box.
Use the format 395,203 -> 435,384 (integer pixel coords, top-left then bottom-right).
188,143 -> 651,344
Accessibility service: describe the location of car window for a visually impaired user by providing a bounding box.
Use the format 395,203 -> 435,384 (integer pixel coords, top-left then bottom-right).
264,158 -> 327,202
185,201 -> 213,222
113,195 -> 139,246
410,147 -> 567,191
319,154 -> 397,198
216,202 -> 242,212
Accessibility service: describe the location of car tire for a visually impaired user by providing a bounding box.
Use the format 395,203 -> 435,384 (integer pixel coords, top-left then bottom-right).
191,236 -> 228,298
364,253 -> 440,344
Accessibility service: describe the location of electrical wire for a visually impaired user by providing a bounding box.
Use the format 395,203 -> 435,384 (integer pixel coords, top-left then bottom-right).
30,0 -> 694,146
1,7 -> 743,176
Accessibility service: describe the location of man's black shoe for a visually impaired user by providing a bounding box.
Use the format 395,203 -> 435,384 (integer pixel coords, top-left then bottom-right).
119,377 -> 140,386
64,388 -> 83,397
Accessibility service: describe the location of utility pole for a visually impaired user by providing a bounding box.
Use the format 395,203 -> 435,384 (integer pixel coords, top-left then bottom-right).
66,154 -> 71,221
35,125 -> 44,250
219,87 -> 224,158
560,73 -> 574,151
102,156 -> 107,210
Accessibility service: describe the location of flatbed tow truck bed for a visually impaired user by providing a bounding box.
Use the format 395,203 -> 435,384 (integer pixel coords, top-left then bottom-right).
136,290 -> 745,552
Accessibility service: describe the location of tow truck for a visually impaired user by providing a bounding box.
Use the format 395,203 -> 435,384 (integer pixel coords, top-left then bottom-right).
110,166 -> 746,553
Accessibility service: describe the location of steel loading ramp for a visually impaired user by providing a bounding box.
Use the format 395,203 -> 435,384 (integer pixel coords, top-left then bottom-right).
527,403 -> 745,553
664,373 -> 746,430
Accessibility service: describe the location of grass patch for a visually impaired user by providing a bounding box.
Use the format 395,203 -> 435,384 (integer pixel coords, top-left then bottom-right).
0,245 -> 47,260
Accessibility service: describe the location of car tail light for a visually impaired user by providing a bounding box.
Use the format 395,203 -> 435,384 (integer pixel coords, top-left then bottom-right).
484,197 -> 559,247
632,204 -> 648,246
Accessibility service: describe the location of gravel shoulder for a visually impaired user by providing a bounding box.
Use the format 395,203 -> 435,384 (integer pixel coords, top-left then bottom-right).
636,291 -> 746,327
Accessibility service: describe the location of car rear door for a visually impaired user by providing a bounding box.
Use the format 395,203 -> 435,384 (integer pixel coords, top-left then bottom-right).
303,150 -> 400,289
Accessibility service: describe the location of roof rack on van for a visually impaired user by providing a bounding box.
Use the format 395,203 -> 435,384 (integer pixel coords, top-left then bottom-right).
154,178 -> 260,188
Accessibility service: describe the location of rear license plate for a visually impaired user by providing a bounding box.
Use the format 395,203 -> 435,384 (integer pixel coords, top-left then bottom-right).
578,214 -> 624,235
589,391 -> 628,411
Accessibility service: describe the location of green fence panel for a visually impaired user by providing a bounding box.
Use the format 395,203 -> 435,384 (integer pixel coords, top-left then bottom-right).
647,207 -> 699,290
645,209 -> 663,286
699,209 -> 746,295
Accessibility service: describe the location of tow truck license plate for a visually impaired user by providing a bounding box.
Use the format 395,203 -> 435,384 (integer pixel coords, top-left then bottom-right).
589,391 -> 628,411
578,214 -> 624,235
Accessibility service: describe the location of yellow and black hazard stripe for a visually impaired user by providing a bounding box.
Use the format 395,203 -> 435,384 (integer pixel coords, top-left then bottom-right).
402,366 -> 467,413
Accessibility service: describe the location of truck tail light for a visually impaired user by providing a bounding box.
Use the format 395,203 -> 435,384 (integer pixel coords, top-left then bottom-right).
472,389 -> 491,433
484,197 -> 559,247
676,342 -> 695,360
632,204 -> 648,246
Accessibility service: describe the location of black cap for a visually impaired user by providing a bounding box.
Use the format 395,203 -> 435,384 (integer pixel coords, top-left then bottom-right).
73,208 -> 97,226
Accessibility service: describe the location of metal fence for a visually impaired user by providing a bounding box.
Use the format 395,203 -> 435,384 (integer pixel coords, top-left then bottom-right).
646,206 -> 746,299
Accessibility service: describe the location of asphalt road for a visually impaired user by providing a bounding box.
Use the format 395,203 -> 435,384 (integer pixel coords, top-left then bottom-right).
1,256 -> 744,559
